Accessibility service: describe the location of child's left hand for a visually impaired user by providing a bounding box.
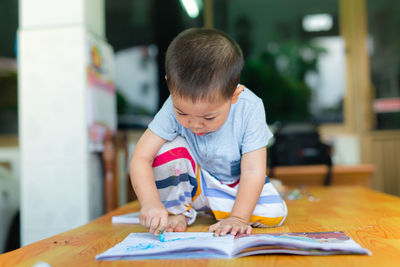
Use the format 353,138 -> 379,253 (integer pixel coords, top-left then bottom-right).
208,216 -> 252,236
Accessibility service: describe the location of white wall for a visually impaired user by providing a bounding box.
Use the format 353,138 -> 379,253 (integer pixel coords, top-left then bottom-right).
19,0 -> 107,245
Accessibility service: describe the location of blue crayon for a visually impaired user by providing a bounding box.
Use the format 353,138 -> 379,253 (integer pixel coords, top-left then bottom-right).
158,231 -> 165,242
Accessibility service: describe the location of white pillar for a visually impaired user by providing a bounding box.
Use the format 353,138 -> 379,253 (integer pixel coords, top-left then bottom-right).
18,0 -> 110,245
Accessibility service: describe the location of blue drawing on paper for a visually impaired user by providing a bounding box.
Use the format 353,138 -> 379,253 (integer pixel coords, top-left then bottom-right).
163,237 -> 196,243
125,236 -> 198,252
126,243 -> 162,252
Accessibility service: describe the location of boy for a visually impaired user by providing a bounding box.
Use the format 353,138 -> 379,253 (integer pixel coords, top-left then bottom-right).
130,28 -> 287,236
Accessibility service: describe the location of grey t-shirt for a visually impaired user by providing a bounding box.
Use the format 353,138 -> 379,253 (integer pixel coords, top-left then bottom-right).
148,87 -> 273,183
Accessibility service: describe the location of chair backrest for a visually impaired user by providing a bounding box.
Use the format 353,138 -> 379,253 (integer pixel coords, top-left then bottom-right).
102,130 -> 137,213
102,130 -> 118,213
269,123 -> 333,185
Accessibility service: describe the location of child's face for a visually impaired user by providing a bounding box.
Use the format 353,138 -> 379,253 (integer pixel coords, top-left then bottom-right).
171,95 -> 232,136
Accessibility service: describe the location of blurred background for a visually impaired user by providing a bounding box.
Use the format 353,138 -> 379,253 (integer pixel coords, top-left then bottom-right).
0,0 -> 399,254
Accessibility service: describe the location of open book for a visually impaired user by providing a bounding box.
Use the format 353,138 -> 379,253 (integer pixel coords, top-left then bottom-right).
96,231 -> 371,260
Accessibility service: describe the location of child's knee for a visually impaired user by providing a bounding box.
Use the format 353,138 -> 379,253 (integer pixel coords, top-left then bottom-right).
152,136 -> 197,182
151,137 -> 199,207
155,136 -> 191,156
250,201 -> 288,228
248,179 -> 287,227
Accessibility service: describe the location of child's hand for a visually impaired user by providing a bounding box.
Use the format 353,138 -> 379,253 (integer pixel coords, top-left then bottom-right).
139,202 -> 168,235
208,216 -> 252,236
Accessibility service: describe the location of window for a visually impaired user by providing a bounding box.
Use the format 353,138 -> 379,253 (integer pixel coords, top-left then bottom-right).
0,0 -> 18,134
213,0 -> 344,124
367,0 -> 400,130
106,0 -> 203,129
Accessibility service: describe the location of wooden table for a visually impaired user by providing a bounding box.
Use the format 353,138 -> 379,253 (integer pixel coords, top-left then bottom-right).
269,164 -> 374,187
1,186 -> 400,266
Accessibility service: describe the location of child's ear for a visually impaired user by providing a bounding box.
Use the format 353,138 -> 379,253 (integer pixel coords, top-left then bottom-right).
231,85 -> 245,104
165,75 -> 168,81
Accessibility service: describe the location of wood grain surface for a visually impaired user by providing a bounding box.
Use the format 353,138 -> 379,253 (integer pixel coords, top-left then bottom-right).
269,164 -> 373,187
1,186 -> 400,266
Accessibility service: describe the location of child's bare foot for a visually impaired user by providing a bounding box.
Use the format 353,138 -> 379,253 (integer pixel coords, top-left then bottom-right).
164,214 -> 187,232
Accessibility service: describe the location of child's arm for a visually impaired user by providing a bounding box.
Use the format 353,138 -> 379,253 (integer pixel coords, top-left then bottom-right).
129,128 -> 168,234
209,147 -> 267,236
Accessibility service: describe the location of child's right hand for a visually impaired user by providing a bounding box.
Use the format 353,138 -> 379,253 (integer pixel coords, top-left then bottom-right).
139,202 -> 168,235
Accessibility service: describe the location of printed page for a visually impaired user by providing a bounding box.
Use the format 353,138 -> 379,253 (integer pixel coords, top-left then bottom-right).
96,232 -> 235,260
236,248 -> 346,257
232,232 -> 371,256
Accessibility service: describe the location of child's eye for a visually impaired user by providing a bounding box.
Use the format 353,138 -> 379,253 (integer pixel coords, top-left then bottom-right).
204,117 -> 215,121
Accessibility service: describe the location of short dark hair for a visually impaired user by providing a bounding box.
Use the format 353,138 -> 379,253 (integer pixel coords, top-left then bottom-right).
165,28 -> 244,102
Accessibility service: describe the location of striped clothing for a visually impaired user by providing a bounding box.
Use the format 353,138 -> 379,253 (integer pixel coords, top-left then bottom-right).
153,136 -> 287,227
149,88 -> 273,183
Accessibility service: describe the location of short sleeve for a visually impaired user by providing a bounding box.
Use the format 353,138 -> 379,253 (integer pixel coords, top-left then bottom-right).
148,96 -> 179,141
241,99 -> 273,154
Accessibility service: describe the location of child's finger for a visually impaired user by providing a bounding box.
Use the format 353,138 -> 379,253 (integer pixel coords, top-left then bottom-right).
245,225 -> 252,235
214,227 -> 222,236
208,222 -> 220,233
149,217 -> 160,234
144,215 -> 152,229
219,224 -> 232,236
212,223 -> 223,236
238,225 -> 248,234
158,215 -> 168,233
230,225 -> 240,236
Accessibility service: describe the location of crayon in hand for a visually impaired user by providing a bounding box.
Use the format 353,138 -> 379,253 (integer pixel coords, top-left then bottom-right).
158,230 -> 165,242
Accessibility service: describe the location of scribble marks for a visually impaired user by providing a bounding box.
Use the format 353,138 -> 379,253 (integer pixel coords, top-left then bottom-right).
126,243 -> 162,252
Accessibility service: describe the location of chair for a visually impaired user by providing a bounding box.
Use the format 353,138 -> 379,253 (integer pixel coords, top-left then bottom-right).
102,130 -> 137,213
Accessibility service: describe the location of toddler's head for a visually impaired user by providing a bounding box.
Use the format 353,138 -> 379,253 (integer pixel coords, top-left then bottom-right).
165,28 -> 244,103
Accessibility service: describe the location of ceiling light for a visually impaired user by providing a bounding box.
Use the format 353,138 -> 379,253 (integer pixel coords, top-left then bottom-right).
302,14 -> 333,32
180,0 -> 200,18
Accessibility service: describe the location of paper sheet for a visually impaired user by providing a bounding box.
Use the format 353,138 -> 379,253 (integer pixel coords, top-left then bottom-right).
96,232 -> 234,260
112,212 -> 140,224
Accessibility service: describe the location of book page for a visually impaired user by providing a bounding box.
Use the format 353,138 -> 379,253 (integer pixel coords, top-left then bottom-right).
96,232 -> 235,260
232,232 -> 371,256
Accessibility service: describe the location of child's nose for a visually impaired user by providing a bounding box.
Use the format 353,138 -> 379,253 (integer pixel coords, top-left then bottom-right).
188,118 -> 203,129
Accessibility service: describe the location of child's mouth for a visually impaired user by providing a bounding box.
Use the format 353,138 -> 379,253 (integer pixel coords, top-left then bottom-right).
194,132 -> 206,136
